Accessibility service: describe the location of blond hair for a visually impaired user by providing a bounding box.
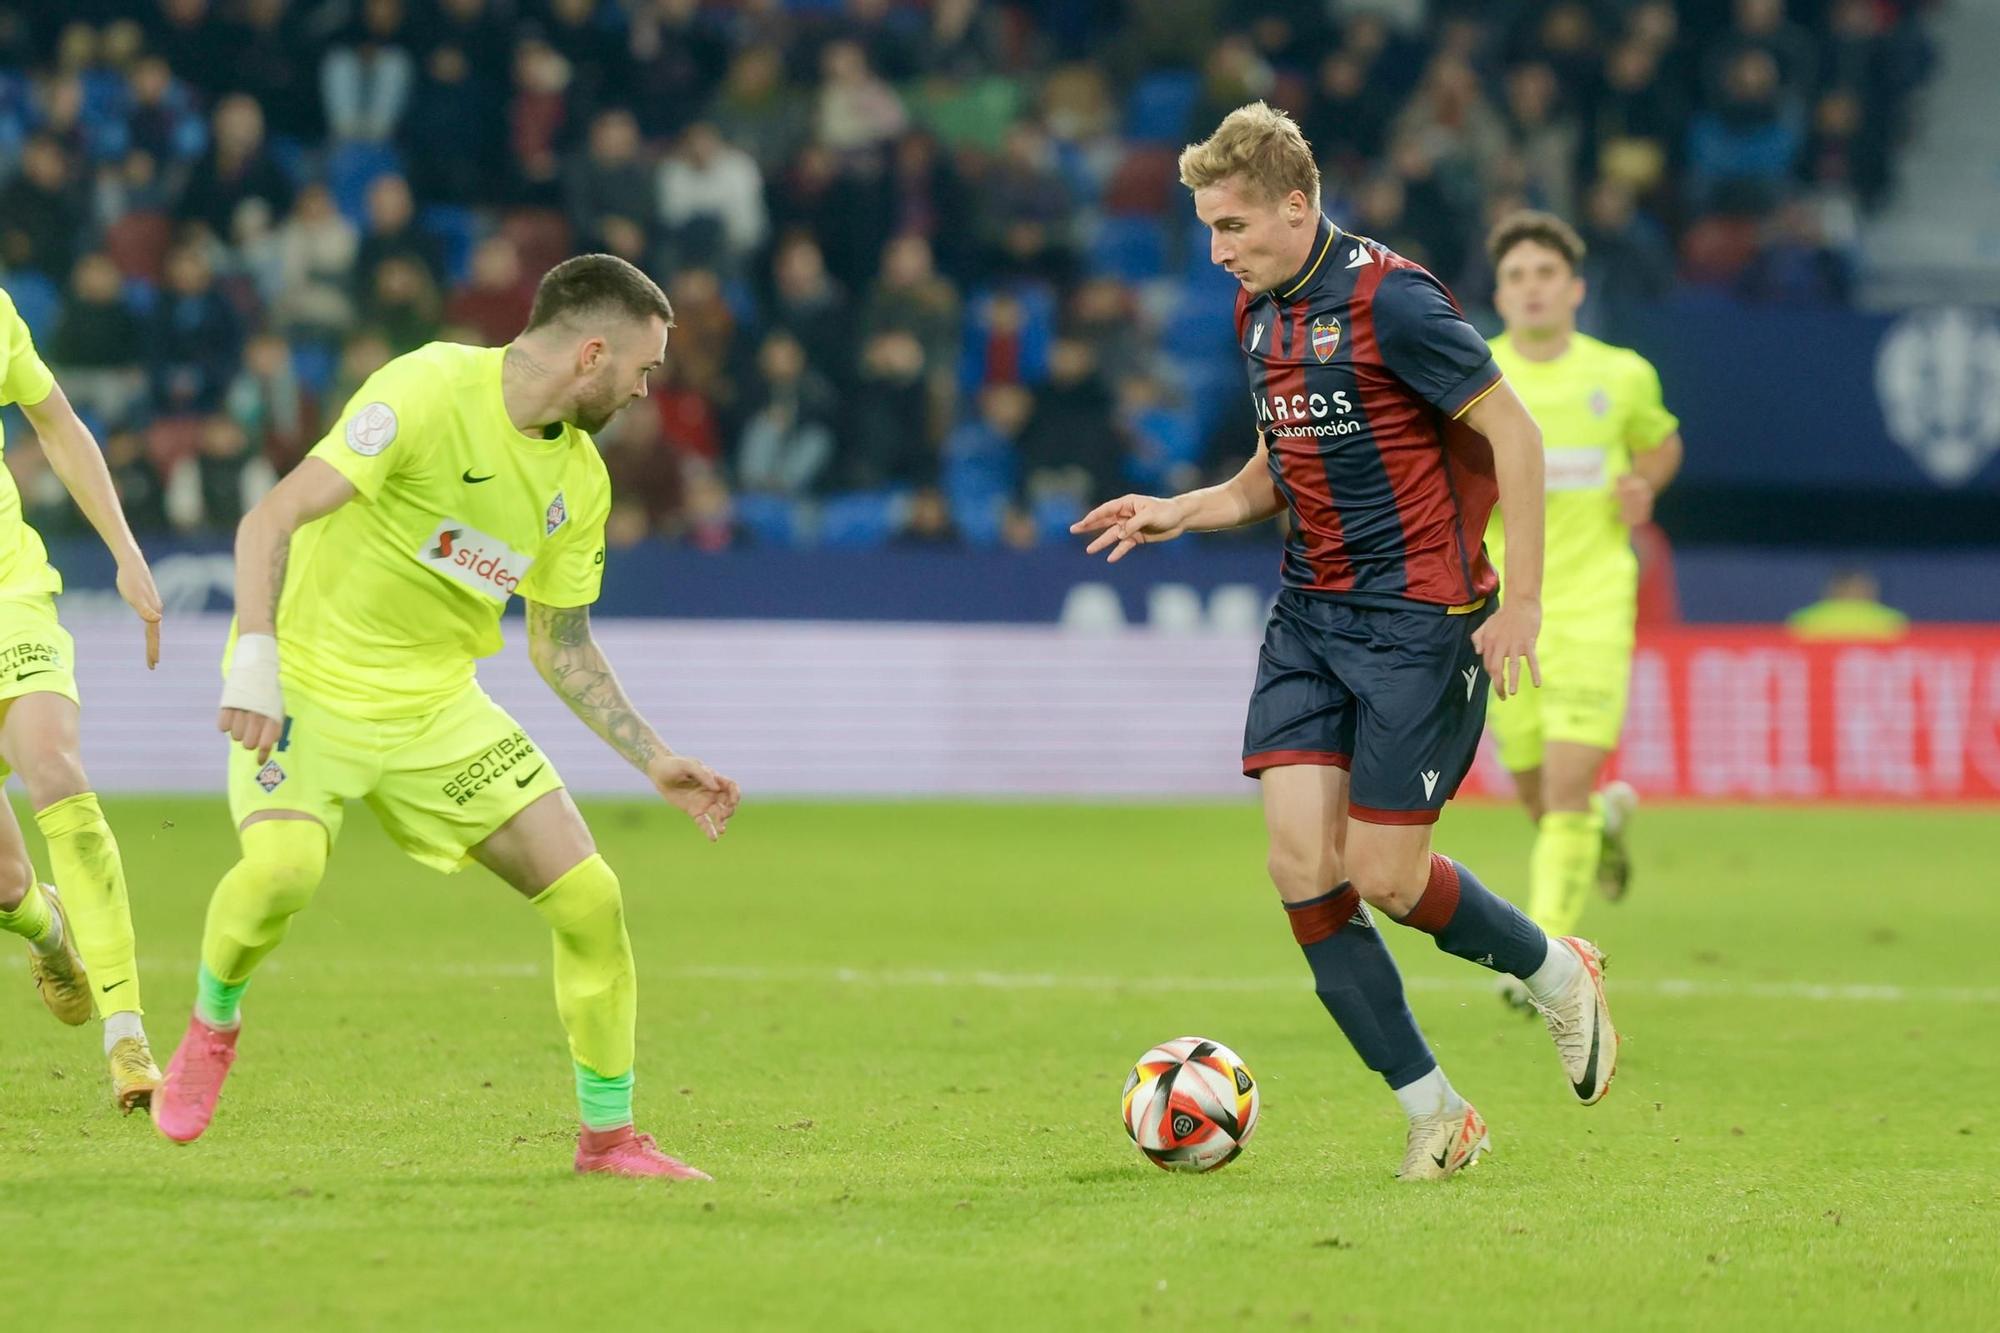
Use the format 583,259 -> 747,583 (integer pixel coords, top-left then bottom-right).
1178,102 -> 1321,211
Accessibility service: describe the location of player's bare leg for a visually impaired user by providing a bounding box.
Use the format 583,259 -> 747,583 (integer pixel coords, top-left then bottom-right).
1261,766 -> 1483,1178
1,691 -> 159,1109
473,788 -> 710,1182
1346,819 -> 1617,1106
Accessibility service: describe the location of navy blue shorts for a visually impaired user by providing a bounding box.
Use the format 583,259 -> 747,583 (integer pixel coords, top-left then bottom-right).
1242,590 -> 1494,825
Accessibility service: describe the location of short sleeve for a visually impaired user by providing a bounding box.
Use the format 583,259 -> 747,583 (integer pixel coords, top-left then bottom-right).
519,455 -> 610,608
0,290 -> 55,409
304,358 -> 434,499
1371,267 -> 1500,418
1623,353 -> 1680,451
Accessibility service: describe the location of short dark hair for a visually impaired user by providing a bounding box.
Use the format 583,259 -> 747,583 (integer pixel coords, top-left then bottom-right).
1487,209 -> 1586,272
526,253 -> 674,332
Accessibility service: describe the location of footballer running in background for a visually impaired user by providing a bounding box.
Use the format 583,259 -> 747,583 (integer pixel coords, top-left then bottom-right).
1072,104 -> 1617,1181
150,254 -> 741,1180
1482,210 -> 1683,1009
0,283 -> 166,1111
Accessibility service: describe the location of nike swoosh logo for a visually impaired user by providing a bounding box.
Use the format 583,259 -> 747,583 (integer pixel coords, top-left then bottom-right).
462,469 -> 495,484
14,668 -> 55,681
1431,1149 -> 1449,1169
101,978 -> 129,994
515,763 -> 547,788
1572,1009 -> 1602,1100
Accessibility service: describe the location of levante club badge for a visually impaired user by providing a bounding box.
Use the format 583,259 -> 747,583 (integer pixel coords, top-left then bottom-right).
1311,317 -> 1341,363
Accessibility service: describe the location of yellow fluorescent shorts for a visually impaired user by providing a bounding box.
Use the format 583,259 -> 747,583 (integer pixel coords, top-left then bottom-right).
0,595 -> 80,777
228,684 -> 565,873
1486,633 -> 1633,772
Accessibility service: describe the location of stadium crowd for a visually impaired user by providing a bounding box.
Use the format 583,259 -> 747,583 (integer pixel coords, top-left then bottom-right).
0,0 -> 1933,549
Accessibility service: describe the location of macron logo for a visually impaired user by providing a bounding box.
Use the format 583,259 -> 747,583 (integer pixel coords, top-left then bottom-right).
419,520 -> 531,603
1421,769 -> 1441,799
1346,246 -> 1372,269
1250,322 -> 1266,352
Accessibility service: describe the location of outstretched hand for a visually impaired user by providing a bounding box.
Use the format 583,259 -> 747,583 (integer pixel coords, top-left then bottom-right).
1068,494 -> 1189,562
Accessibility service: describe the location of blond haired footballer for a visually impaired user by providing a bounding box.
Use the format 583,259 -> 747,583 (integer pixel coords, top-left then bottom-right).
0,285 -> 166,1109
151,256 -> 741,1180
1483,211 -> 1683,1008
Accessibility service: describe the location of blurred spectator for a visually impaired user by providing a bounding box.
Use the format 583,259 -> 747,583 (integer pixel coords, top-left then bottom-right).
355,174 -> 443,289
104,427 -> 169,535
772,232 -> 854,390
1737,200 -> 1852,306
233,0 -> 324,142
1305,52 -> 1391,182
0,136 -> 84,280
179,94 -> 294,240
627,0 -> 730,141
1787,569 -> 1908,641
711,44 -> 812,178
168,415 -> 275,533
1391,56 -> 1507,193
844,330 -> 933,490
1802,88 -> 1888,209
1017,337 -> 1121,514
815,40 -> 908,155
272,183 -> 360,340
226,331 -> 318,474
322,0 -> 416,145
332,328 -> 395,412
1688,48 -> 1803,212
445,236 -> 534,347
509,38 -> 573,202
893,486 -> 961,547
149,243 -> 242,415
737,332 -> 837,498
663,267 -> 742,415
653,362 -> 722,466
656,122 -> 768,276
863,234 -> 962,430
980,122 -> 1075,284
363,255 -> 442,353
1063,277 -> 1141,384
8,440 -> 80,537
1501,62 -> 1579,220
1704,0 -> 1818,111
406,0 -> 510,204
1592,39 -> 1684,200
678,462 -> 739,552
53,254 -> 142,372
563,108 -> 654,259
1578,179 -> 1675,311
124,56 -> 205,169
541,0 -> 630,129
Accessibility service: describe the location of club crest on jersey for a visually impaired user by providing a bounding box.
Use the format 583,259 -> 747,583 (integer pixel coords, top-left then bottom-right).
1589,387 -> 1611,417
255,759 -> 286,793
545,491 -> 568,536
1311,317 -> 1341,363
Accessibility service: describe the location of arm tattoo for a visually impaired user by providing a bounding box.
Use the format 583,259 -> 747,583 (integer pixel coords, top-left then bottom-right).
527,601 -> 661,769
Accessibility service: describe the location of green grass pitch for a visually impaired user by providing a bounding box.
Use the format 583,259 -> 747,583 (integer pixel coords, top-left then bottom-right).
3,797 -> 1997,1330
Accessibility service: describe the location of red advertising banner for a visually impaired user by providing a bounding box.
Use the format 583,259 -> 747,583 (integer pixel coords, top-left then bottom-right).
1462,629 -> 2000,802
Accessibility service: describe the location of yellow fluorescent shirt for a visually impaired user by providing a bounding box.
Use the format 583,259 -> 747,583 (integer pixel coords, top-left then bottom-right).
0,287 -> 62,597
1484,332 -> 1678,632
260,342 -> 612,718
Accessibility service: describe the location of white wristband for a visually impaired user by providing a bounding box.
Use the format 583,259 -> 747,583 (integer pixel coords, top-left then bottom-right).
220,633 -> 285,722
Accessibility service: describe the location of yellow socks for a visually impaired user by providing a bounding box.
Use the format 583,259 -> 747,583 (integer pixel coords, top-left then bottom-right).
35,793 -> 139,1013
1526,808 -> 1603,940
530,854 -> 637,1097
200,818 -> 329,986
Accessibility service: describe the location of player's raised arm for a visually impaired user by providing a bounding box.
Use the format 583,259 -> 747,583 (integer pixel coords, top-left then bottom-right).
524,599 -> 741,841
20,380 -> 162,667
1070,435 -> 1284,562
219,458 -> 357,759
1462,381 -> 1545,698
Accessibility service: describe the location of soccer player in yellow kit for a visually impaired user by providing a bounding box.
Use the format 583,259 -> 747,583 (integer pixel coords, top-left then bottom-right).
0,287 -> 167,1109
151,256 -> 741,1179
1482,212 -> 1682,1004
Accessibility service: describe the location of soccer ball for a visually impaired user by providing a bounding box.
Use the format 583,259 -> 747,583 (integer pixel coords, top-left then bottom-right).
1121,1036 -> 1260,1172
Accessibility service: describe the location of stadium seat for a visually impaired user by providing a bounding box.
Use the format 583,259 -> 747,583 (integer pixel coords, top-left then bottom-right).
420,205 -> 481,287
1089,216 -> 1168,282
1030,491 -> 1085,539
291,341 -> 339,397
733,493 -> 807,549
818,491 -> 906,549
328,141 -> 403,226
501,208 -> 574,277
1103,146 -> 1179,217
1126,70 -> 1200,145
5,272 -> 59,340
104,211 -> 173,282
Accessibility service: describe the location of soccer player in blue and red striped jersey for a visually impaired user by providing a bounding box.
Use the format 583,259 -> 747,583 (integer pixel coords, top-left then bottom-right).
1073,104 -> 1619,1180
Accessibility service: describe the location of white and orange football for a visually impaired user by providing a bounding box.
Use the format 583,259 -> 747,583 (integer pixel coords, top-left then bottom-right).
1120,1036 -> 1260,1172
